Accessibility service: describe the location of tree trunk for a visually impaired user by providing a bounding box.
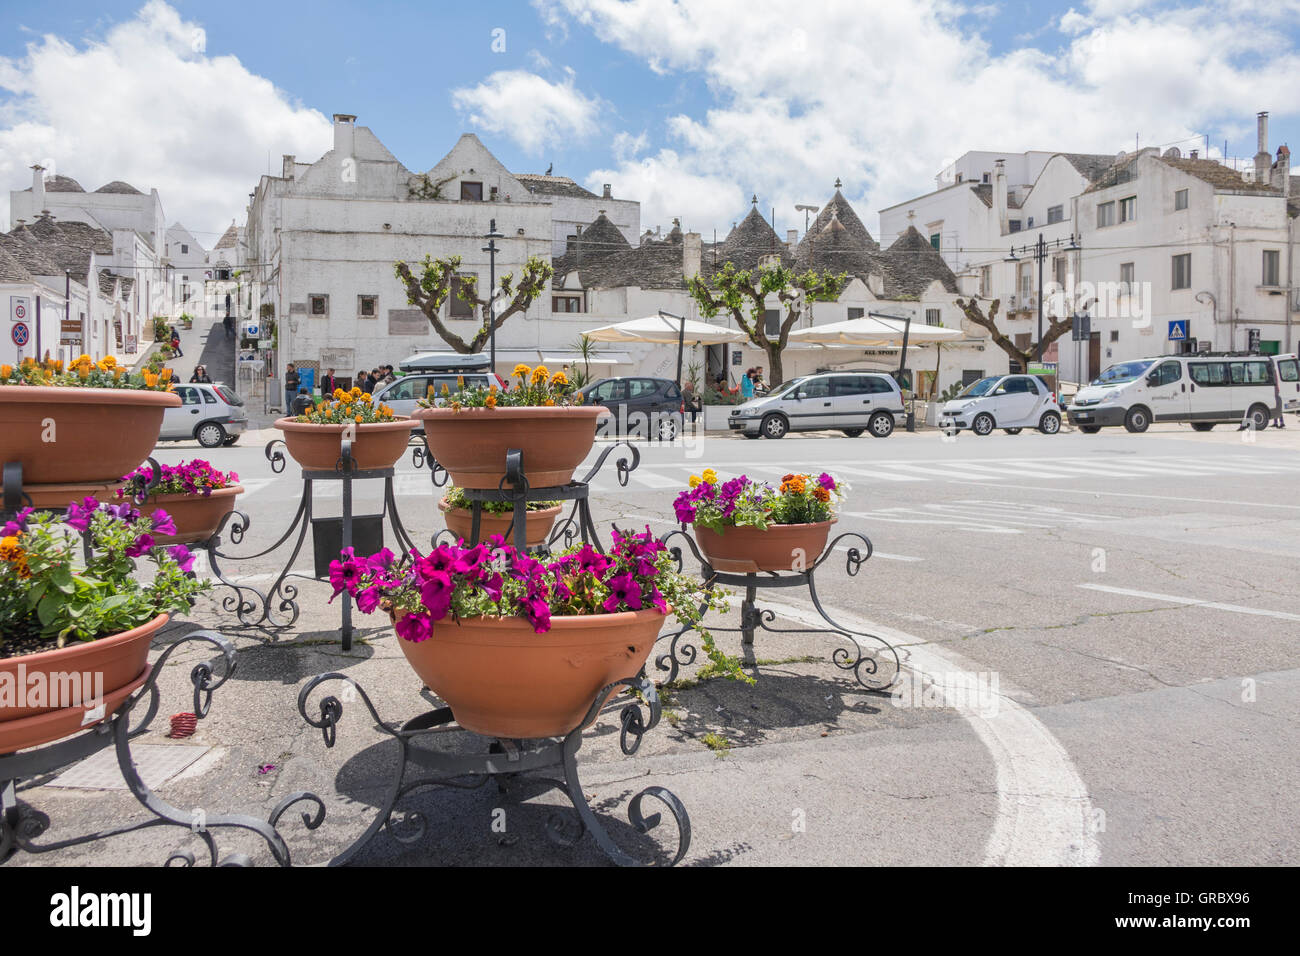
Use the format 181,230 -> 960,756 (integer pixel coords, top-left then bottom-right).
765,343 -> 785,387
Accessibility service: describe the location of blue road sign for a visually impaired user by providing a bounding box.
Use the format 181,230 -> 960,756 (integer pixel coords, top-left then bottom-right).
1168,320 -> 1188,341
11,322 -> 29,346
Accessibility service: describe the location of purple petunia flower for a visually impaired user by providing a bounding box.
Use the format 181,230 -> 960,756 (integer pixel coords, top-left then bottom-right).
418,569 -> 454,620
355,585 -> 382,614
603,571 -> 642,613
64,496 -> 98,533
818,472 -> 836,491
167,544 -> 196,573
1,506 -> 33,537
364,547 -> 395,571
126,533 -> 155,558
150,509 -> 177,536
394,611 -> 434,643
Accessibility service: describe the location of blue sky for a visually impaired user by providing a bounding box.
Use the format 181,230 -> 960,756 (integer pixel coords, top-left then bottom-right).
2,1 -> 1298,242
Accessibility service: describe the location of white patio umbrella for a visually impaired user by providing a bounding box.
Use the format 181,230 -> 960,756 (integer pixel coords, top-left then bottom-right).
583,312 -> 746,384
787,316 -> 963,346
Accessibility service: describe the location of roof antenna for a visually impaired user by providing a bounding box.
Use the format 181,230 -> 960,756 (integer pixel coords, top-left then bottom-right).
545,162 -> 553,176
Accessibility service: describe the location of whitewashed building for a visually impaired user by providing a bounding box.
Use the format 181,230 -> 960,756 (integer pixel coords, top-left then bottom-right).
879,112 -> 1299,384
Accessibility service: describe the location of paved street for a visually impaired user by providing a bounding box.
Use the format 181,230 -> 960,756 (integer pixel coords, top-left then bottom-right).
15,420 -> 1297,867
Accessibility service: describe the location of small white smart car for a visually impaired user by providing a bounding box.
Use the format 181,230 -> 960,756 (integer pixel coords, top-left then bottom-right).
940,374 -> 1063,436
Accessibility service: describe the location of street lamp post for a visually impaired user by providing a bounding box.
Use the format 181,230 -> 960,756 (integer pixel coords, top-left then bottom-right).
482,218 -> 504,369
1004,231 -> 1081,371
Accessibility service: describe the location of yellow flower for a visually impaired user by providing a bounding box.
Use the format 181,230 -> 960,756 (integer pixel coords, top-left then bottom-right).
112,367 -> 123,380
160,368 -> 173,381
333,388 -> 345,401
456,375 -> 464,388
531,365 -> 550,385
702,468 -> 718,485
77,365 -> 90,380
550,371 -> 568,386
513,363 -> 531,379
100,355 -> 116,368
688,475 -> 701,489
0,535 -> 22,562
489,383 -> 498,394
354,414 -> 363,424
0,365 -> 12,378
143,371 -> 158,388
544,398 -> 555,406
440,383 -> 450,396
361,393 -> 372,403
351,386 -> 362,398
485,393 -> 497,408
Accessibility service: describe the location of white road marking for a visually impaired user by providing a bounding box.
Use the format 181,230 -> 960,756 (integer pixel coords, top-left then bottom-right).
828,465 -> 925,482
948,482 -> 1300,509
876,462 -> 1001,481
833,545 -> 923,562
758,597 -> 1099,866
1078,583 -> 1300,622
628,470 -> 681,489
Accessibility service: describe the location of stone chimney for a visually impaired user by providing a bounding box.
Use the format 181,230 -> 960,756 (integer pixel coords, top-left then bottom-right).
1190,149 -> 1199,159
602,183 -> 612,199
1272,145 -> 1290,196
1254,111 -> 1270,184
282,155 -> 296,179
333,113 -> 357,158
30,164 -> 45,212
683,232 -> 702,280
994,159 -> 1008,233
787,229 -> 798,247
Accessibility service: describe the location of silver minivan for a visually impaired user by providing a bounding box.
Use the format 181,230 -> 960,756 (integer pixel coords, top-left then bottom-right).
728,371 -> 905,439
159,382 -> 248,447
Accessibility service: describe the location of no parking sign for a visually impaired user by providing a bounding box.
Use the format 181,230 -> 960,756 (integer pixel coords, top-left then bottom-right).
11,322 -> 30,347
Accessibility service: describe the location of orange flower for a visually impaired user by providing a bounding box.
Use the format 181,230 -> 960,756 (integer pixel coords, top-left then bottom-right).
354,414 -> 363,424
1,364 -> 13,378
143,371 -> 159,388
812,485 -> 830,503
160,368 -> 173,381
485,394 -> 497,408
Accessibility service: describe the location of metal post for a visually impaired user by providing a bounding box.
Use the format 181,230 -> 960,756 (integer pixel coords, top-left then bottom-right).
1035,233 -> 1045,363
340,440 -> 354,652
483,219 -> 503,371
659,310 -> 687,387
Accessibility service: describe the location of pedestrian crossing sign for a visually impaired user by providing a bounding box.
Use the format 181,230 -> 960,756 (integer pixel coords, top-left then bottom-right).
1168,320 -> 1188,340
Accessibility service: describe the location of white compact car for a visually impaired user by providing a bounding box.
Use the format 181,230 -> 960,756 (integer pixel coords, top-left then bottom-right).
159,382 -> 248,448
940,374 -> 1063,436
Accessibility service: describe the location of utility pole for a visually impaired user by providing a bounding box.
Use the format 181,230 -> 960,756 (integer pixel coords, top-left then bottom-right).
1006,232 -> 1081,371
482,218 -> 503,369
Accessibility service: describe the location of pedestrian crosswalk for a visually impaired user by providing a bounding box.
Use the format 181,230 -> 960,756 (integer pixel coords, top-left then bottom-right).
263,453 -> 1296,501
579,454 -> 1298,490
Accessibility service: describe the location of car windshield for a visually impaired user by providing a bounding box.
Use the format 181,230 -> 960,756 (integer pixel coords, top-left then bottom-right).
215,385 -> 243,406
1091,360 -> 1155,386
958,377 -> 1001,398
767,377 -> 805,398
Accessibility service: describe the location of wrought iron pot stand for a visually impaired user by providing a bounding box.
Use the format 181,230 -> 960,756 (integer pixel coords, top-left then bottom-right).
1,630 -> 324,866
655,529 -> 902,691
297,672 -> 690,867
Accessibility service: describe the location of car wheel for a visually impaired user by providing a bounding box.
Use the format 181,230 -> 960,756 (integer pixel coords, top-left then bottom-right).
1037,411 -> 1061,435
761,413 -> 788,439
196,421 -> 226,448
1003,427 -> 1023,435
971,413 -> 995,436
841,428 -> 865,437
867,411 -> 894,438
1123,406 -> 1151,433
1246,404 -> 1270,431
1190,422 -> 1215,432
1078,425 -> 1102,434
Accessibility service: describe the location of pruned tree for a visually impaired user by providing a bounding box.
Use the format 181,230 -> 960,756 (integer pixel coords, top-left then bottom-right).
394,253 -> 554,354
955,297 -> 1075,372
687,261 -> 849,386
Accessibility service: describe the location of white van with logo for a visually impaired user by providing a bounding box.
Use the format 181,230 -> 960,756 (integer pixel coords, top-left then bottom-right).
1068,354 -> 1281,433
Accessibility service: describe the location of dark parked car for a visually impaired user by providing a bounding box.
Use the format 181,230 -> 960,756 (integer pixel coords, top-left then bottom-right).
579,376 -> 684,440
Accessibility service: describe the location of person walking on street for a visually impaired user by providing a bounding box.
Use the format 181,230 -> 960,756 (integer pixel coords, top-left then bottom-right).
190,365 -> 212,384
223,313 -> 234,339
740,367 -> 755,400
321,368 -> 337,395
284,363 -> 299,412
169,325 -> 183,358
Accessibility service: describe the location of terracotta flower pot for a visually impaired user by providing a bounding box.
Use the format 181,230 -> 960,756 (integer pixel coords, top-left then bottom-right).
142,486 -> 244,544
0,386 -> 181,484
0,612 -> 168,755
273,418 -> 418,471
21,480 -> 128,510
393,607 -> 666,738
412,406 -> 610,489
438,498 -> 562,548
693,519 -> 837,573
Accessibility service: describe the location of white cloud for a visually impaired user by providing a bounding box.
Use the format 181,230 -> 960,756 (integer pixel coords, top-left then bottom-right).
0,1 -> 331,242
451,69 -> 602,155
542,0 -> 1300,239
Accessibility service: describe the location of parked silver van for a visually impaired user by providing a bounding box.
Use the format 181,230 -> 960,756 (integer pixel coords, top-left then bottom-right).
728,371 -> 905,439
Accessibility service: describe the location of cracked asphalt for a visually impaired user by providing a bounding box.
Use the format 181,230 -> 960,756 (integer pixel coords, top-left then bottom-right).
10,419 -> 1299,866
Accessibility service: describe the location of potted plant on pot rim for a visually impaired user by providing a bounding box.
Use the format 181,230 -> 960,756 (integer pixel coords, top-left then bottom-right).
438,483 -> 562,549
329,527 -> 739,738
674,469 -> 844,573
0,499 -> 208,754
119,460 -> 243,545
0,355 -> 181,489
274,386 -> 417,471
412,364 -> 608,489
